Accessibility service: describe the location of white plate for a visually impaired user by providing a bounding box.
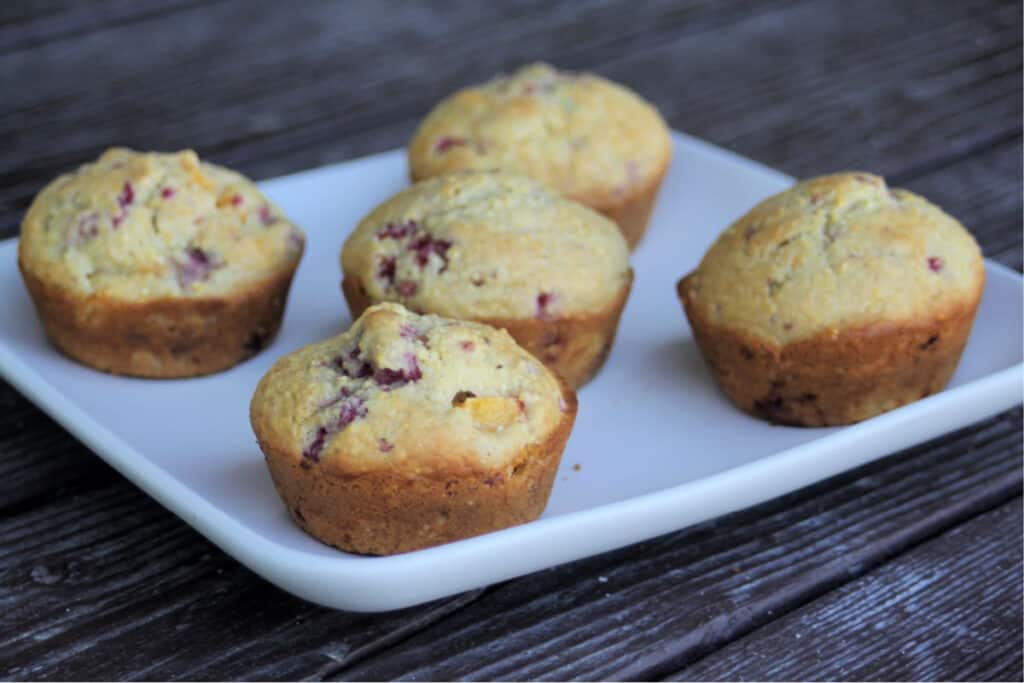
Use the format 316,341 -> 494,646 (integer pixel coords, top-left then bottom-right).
1,132 -> 1021,612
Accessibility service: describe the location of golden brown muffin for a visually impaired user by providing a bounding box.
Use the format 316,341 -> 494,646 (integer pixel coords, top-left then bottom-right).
340,171 -> 633,389
407,63 -> 672,249
250,303 -> 577,555
678,172 -> 985,426
18,148 -> 304,377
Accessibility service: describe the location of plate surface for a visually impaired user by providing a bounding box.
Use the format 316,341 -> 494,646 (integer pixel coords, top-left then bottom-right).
1,132 -> 1021,611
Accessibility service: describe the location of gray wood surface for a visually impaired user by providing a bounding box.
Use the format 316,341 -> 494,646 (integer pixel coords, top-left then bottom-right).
671,499 -> 1023,681
1,0 -> 1021,680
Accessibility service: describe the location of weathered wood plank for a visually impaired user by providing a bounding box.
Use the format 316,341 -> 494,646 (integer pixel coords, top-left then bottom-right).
0,407 -> 1018,680
0,2 -> 80,27
2,0 -> 1019,238
0,0 -> 218,56
899,134 -> 1023,270
603,0 -> 1022,178
0,482 -> 486,681
338,412 -> 1019,681
671,498 -> 1023,682
0,0 -> 794,231
0,382 -> 117,516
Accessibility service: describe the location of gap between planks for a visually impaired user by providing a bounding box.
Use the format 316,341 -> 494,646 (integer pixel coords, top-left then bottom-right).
668,498 -> 1023,681
324,411 -> 1021,681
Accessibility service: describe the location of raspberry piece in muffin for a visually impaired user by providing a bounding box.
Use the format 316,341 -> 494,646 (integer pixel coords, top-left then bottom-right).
677,172 -> 985,426
341,171 -> 633,389
250,303 -> 577,555
408,63 -> 673,249
18,147 -> 305,377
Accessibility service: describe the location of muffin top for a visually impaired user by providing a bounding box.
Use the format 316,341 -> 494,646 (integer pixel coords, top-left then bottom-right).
407,63 -> 672,209
684,172 -> 985,344
341,171 -> 631,320
250,303 -> 572,475
19,148 -> 304,300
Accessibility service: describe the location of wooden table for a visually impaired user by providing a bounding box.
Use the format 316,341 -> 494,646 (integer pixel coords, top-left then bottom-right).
2,1 -> 1021,679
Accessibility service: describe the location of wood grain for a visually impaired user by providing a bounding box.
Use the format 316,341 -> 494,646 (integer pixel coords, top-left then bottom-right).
0,382 -> 117,517
3,411 -> 1014,680
0,482 -> 486,681
901,134 -> 1023,269
0,0 -> 217,56
331,412 -> 1022,681
672,499 -> 1023,681
2,0 -> 1020,237
0,0 -> 1020,679
0,0 -> 791,236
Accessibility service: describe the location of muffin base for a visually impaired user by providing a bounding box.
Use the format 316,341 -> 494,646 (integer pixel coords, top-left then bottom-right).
591,163 -> 669,250
260,386 -> 577,555
341,271 -> 633,389
677,274 -> 983,426
20,263 -> 299,378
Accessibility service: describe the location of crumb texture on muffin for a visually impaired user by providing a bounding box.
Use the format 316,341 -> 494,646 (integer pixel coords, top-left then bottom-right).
684,172 -> 985,345
340,171 -> 631,321
19,147 -> 304,299
408,63 -> 672,211
251,303 -> 569,476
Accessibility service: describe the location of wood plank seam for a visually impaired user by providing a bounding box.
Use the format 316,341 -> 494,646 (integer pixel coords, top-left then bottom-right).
610,477 -> 1023,680
298,588 -> 489,682
321,411 -> 1019,680
665,498 -> 1023,681
888,129 -> 1023,187
2,411 -> 1015,679
0,0 -> 226,59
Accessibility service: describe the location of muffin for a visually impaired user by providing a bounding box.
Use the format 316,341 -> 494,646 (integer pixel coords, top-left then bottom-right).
18,147 -> 305,378
407,63 -> 672,249
250,302 -> 577,555
340,171 -> 633,389
678,172 -> 985,426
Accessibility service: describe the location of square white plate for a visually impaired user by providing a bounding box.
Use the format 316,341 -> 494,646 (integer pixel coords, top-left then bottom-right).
2,132 -> 1021,612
